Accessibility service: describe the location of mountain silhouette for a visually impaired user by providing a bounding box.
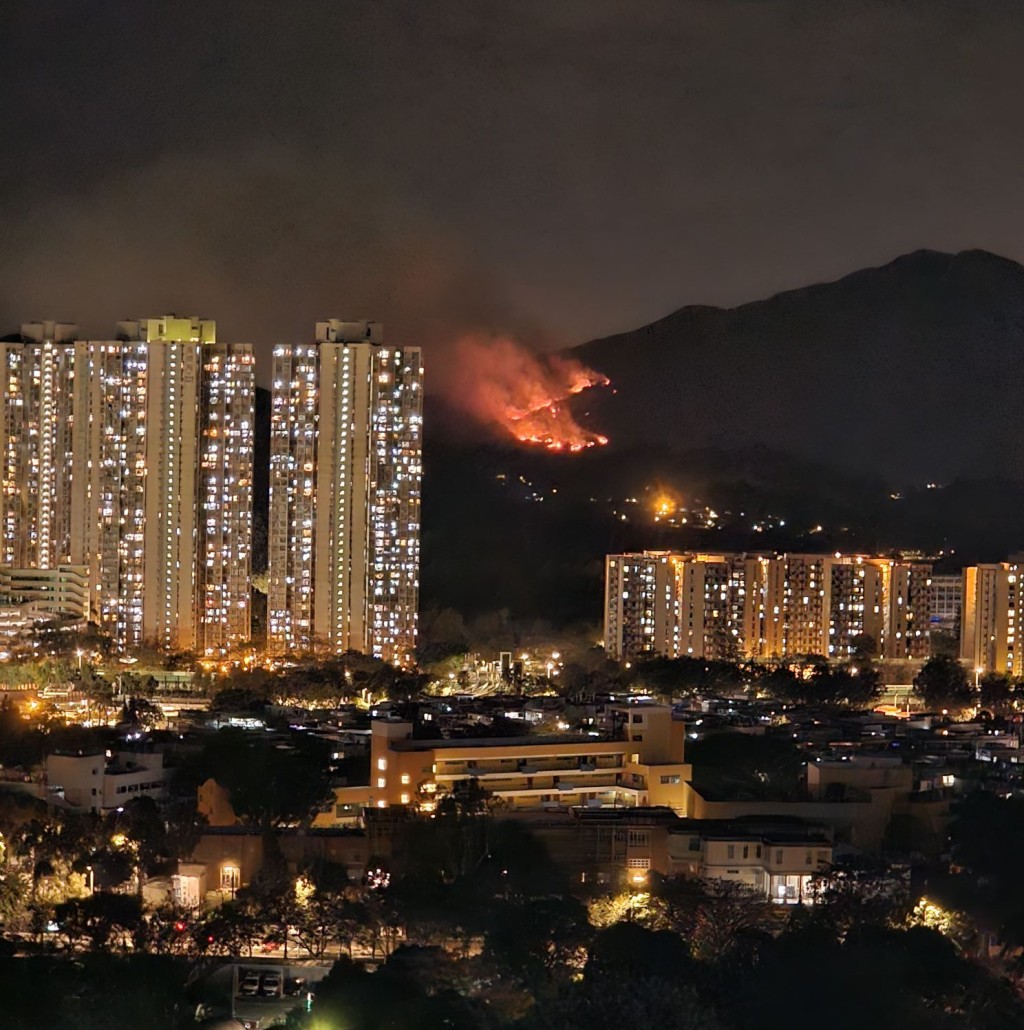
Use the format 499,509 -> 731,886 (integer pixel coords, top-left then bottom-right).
570,249 -> 1024,483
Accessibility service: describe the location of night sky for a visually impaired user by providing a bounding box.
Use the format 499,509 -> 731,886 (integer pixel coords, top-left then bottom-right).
4,1 -> 1024,391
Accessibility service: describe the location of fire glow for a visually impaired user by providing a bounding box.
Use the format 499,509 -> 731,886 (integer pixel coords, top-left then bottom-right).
453,335 -> 610,452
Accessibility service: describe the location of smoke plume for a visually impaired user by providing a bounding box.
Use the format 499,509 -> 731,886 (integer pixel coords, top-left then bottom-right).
451,335 -> 610,451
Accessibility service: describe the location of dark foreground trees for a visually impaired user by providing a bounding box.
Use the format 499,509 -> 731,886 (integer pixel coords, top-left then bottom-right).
0,954 -> 189,1030
913,656 -> 974,713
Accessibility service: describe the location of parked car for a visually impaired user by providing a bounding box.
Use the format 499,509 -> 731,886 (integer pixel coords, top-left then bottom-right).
238,972 -> 261,996
260,972 -> 283,998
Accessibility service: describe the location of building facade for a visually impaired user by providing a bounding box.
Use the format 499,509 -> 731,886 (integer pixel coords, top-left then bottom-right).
268,321 -> 422,666
0,317 -> 254,654
0,322 -> 86,570
367,704 -> 692,814
604,552 -> 681,660
605,550 -> 932,662
930,572 -> 963,640
46,750 -> 166,813
0,565 -> 88,619
960,563 -> 1021,676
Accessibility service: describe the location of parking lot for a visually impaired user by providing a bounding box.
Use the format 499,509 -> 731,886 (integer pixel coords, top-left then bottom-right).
194,960 -> 329,1028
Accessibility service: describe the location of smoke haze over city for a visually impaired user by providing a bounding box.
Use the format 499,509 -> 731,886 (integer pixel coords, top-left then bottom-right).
6,1 -> 1024,417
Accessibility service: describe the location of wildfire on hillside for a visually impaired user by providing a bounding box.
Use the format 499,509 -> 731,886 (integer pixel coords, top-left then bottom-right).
453,335 -> 610,451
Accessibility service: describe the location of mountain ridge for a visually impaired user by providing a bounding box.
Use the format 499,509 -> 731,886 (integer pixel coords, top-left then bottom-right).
569,248 -> 1024,482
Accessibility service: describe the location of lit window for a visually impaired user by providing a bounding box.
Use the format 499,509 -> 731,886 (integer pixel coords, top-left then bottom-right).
377,777 -> 386,789
377,758 -> 387,771
400,773 -> 410,785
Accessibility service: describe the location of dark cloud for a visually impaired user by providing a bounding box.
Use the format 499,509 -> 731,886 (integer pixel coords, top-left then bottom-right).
2,0 -> 1023,387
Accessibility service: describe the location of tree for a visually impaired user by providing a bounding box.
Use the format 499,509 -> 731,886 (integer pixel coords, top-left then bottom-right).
850,633 -> 878,659
808,661 -> 882,707
585,921 -> 693,982
105,796 -> 175,892
121,696 -> 161,729
140,903 -> 198,955
531,977 -> 725,1030
978,673 -> 1013,715
209,684 -> 270,712
195,897 -> 263,956
807,863 -> 911,936
0,954 -> 188,1030
483,894 -> 591,995
683,879 -> 774,961
55,892 -> 143,951
401,780 -> 497,884
0,869 -> 27,925
291,954 -> 483,1030
350,889 -> 404,960
416,607 -> 469,667
687,734 -> 804,800
191,728 -> 333,828
756,662 -> 804,702
759,660 -> 880,707
913,657 -> 974,714
934,791 -> 1024,955
722,921 -> 1024,1030
291,884 -> 358,959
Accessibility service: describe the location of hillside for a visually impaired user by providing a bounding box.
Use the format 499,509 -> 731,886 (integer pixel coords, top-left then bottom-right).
570,250 -> 1024,482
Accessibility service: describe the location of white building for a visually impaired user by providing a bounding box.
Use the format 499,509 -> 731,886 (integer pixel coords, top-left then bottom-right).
669,824 -> 832,904
46,751 -> 166,813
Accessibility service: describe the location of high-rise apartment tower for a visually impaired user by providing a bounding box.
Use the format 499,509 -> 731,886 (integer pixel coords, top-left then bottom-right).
268,321 -> 422,666
0,317 -> 254,653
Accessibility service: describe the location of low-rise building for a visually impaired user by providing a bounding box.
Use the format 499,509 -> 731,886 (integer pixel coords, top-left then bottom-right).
368,704 -> 693,815
669,821 -> 832,903
177,827 -> 369,905
542,806 -> 834,903
46,750 -> 166,813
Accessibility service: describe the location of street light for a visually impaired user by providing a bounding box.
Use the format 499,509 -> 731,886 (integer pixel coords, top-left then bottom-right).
975,667 -> 982,690
76,649 -> 84,672
628,870 -> 648,921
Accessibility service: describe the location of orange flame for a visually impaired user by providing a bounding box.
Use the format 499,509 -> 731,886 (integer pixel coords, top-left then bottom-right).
452,335 -> 610,451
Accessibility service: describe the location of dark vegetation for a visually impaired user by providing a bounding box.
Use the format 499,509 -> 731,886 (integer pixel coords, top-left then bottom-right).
1,801 -> 1021,1030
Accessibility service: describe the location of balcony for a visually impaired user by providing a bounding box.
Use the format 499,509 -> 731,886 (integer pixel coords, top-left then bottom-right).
435,755 -> 623,780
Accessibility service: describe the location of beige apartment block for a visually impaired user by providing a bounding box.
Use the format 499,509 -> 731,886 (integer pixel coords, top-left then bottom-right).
367,704 -> 692,815
961,563 -> 1022,676
605,550 -> 931,662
